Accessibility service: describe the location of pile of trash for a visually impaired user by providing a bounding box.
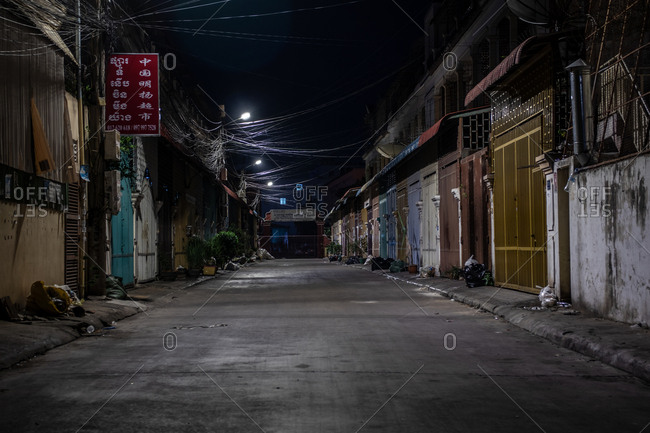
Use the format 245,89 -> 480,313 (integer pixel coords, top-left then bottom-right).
370,257 -> 394,271
26,281 -> 85,317
462,255 -> 493,287
389,260 -> 407,273
344,256 -> 362,265
419,266 -> 437,278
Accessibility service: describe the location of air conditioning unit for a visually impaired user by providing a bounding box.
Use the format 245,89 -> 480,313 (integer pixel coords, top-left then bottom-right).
104,170 -> 122,215
104,130 -> 121,161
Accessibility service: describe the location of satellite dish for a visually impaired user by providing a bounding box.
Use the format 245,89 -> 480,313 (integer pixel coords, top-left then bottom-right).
506,0 -> 551,26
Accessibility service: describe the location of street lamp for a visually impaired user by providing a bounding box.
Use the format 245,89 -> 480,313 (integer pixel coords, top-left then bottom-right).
240,112 -> 251,121
267,181 -> 273,186
255,159 -> 262,165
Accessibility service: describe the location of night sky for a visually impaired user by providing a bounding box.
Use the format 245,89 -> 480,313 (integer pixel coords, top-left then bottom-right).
126,0 -> 432,198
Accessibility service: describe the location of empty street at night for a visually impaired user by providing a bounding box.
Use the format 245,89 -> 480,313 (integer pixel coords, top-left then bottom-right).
1,259 -> 648,433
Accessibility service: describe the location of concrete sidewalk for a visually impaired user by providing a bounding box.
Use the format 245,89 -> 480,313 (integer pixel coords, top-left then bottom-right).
0,275 -> 217,370
346,261 -> 650,383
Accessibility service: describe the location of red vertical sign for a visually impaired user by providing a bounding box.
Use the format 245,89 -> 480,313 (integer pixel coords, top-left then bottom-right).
106,53 -> 160,136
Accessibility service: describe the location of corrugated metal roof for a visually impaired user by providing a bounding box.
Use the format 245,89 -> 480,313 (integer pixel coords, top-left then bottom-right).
463,32 -> 571,106
464,36 -> 537,106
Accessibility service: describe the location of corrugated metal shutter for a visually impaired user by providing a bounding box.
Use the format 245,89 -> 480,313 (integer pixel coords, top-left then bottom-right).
64,183 -> 80,292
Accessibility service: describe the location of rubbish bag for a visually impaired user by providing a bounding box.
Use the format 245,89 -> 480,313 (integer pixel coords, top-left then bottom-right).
106,276 -> 128,300
26,281 -> 71,316
538,286 -> 557,307
389,260 -> 407,273
364,255 -> 374,266
462,255 -> 488,288
345,256 -> 360,265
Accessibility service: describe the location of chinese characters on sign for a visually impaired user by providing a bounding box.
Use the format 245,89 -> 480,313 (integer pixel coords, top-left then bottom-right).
105,53 -> 160,136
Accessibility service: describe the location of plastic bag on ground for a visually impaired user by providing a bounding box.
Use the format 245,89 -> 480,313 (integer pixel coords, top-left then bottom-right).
538,286 -> 557,307
464,255 -> 479,267
364,255 -> 374,266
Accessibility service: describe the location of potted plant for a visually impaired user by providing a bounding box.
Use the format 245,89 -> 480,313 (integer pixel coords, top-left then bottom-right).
186,236 -> 207,278
213,231 -> 239,269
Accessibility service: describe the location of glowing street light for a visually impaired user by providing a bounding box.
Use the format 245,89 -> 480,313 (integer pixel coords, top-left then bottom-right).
255,159 -> 262,165
267,181 -> 273,186
240,112 -> 251,121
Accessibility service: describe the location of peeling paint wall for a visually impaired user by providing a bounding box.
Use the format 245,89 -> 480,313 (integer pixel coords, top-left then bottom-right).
569,153 -> 650,325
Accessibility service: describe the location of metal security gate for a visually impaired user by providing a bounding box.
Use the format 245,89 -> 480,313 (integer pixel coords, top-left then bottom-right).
379,194 -> 387,258
111,176 -> 134,286
386,185 -> 397,259
134,187 -> 157,283
420,164 -> 440,271
64,183 -> 80,293
396,180 -> 408,262
493,116 -> 547,293
439,154 -> 460,274
407,174 -> 421,267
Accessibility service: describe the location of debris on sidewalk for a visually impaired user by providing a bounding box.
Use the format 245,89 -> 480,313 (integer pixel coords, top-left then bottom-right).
257,248 -> 275,260
106,276 -> 128,300
0,296 -> 21,321
462,255 -> 493,288
345,256 -> 361,265
26,281 -> 71,316
538,285 -> 557,307
225,261 -> 240,271
389,260 -> 407,273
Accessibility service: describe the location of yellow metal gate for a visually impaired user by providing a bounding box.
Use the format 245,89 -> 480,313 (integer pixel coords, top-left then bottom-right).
493,115 -> 547,293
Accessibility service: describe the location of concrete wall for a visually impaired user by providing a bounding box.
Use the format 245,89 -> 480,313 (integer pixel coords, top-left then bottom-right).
569,154 -> 649,325
0,203 -> 65,307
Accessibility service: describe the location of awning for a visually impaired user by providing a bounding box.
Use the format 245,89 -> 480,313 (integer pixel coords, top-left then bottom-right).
418,106 -> 490,148
356,107 -> 490,193
375,137 -> 420,179
464,36 -> 537,106
356,173 -> 377,197
464,33 -> 567,106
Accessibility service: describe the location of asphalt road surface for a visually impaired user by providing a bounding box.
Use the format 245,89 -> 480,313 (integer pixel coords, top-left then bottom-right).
1,259 -> 648,432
